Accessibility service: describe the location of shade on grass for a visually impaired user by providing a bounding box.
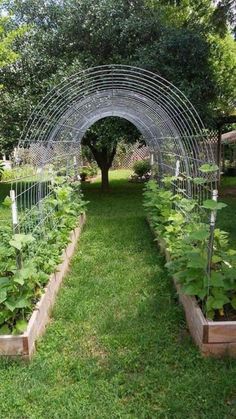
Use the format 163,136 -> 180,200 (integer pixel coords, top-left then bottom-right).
0,170 -> 236,418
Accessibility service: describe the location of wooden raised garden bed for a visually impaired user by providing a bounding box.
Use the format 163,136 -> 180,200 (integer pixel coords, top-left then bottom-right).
149,220 -> 236,357
0,213 -> 86,360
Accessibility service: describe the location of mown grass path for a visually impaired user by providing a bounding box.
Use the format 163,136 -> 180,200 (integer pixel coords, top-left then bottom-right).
0,171 -> 236,418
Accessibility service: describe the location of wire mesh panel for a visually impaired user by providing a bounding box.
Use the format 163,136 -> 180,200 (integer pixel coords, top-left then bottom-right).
11,64 -> 218,251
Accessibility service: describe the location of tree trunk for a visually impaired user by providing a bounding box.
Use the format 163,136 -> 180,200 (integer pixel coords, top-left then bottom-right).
85,143 -> 117,191
101,166 -> 109,191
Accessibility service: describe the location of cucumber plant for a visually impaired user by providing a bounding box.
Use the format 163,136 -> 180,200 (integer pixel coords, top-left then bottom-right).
144,172 -> 236,320
0,179 -> 88,334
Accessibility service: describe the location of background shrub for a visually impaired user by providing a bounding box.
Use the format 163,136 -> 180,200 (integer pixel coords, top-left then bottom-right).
133,160 -> 151,177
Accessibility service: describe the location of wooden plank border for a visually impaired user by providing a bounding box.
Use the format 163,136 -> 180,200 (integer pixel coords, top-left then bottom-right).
0,213 -> 86,359
148,218 -> 236,357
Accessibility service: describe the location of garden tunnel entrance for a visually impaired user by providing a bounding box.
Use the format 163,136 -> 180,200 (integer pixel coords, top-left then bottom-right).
14,64 -> 217,235
0,64 -> 226,358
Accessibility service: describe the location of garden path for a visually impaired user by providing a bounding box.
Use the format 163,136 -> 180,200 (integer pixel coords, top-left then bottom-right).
0,171 -> 236,418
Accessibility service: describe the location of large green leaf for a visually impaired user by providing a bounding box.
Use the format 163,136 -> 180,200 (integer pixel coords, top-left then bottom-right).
2,196 -> 12,207
0,325 -> 11,335
186,252 -> 206,269
202,200 -> 227,211
193,177 -> 207,185
4,300 -> 16,312
210,272 -> 225,287
14,319 -> 28,334
0,290 -> 7,304
188,229 -> 209,241
0,277 -> 11,289
206,295 -> 228,310
9,234 -> 35,251
182,281 -> 205,296
199,164 -> 219,173
15,298 -> 30,309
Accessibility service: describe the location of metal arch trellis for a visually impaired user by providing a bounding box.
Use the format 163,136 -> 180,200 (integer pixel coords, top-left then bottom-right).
9,64 -> 218,257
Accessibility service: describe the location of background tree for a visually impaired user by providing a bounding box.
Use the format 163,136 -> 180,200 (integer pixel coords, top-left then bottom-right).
0,3 -> 25,68
0,0 -> 235,187
82,117 -> 140,191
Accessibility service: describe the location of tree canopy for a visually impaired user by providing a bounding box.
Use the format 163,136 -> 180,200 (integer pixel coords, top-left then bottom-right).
0,1 -> 27,69
0,0 -> 235,183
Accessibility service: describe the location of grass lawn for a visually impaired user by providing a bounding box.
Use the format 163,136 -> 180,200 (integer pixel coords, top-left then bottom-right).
220,176 -> 236,188
0,205 -> 10,224
0,171 -> 236,418
217,196 -> 236,247
217,176 -> 236,247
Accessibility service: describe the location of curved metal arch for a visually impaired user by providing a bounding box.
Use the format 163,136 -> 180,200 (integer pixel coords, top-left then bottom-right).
19,64 -> 215,184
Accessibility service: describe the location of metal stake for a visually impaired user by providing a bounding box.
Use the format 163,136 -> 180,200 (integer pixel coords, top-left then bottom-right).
207,189 -> 218,277
10,190 -> 22,269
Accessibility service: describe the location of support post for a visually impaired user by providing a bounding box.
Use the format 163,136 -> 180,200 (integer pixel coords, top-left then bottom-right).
207,189 -> 218,278
217,127 -> 222,186
175,160 -> 180,178
150,152 -> 155,179
173,159 -> 180,197
150,152 -> 154,166
73,156 -> 80,181
37,167 -> 42,207
10,190 -> 22,269
222,143 -> 225,173
66,157 -> 70,178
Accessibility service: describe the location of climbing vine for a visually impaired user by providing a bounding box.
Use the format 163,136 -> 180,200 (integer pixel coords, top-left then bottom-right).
0,179 -> 87,335
143,176 -> 236,320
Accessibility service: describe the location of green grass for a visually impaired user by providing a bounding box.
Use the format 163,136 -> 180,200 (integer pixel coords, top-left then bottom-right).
0,171 -> 236,418
217,197 -> 236,247
0,200 -> 11,228
217,176 -> 236,247
220,176 -> 236,188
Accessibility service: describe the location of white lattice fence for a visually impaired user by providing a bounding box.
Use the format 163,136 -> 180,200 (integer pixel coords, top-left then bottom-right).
112,142 -> 150,169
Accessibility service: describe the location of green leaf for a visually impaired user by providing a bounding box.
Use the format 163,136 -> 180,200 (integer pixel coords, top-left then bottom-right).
178,198 -> 196,212
9,234 -> 35,251
231,297 -> 236,310
0,290 -> 7,304
193,177 -> 207,185
9,238 -> 22,251
202,200 -> 227,211
15,298 -> 29,309
13,266 -> 36,285
0,325 -> 11,335
206,309 -> 215,320
207,293 -> 229,310
228,249 -> 236,256
5,301 -> 16,312
2,196 -> 12,207
181,284 -> 197,295
188,229 -> 209,241
14,320 -> 27,334
186,252 -> 206,269
13,276 -> 25,286
182,281 -> 205,297
211,298 -> 228,309
212,255 -> 222,263
222,267 -> 236,280
0,277 -> 11,288
210,272 -> 225,287
199,164 -> 219,173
